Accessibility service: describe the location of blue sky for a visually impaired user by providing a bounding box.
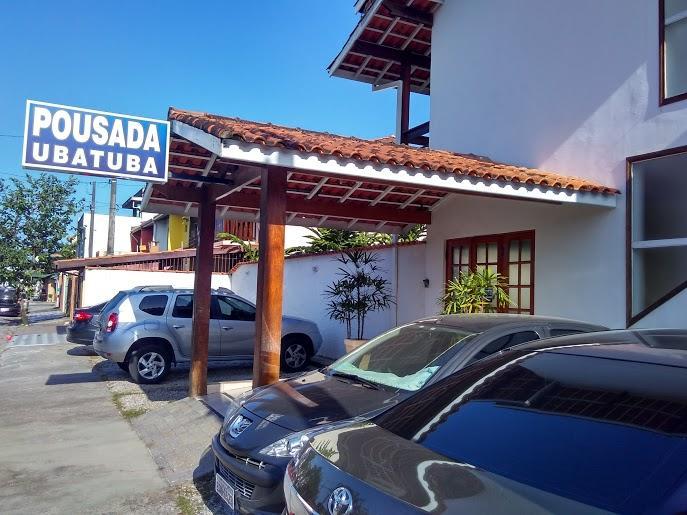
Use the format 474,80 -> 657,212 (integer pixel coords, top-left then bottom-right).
0,1 -> 428,224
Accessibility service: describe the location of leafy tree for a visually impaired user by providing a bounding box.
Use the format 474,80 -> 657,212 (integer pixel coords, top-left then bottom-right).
0,173 -> 82,295
287,225 -> 426,255
216,232 -> 259,261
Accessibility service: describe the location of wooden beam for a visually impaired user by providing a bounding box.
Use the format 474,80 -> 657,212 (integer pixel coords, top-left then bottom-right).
218,191 -> 431,224
404,121 -> 430,140
400,63 -> 411,143
253,167 -> 287,387
351,40 -> 431,69
68,274 -> 77,320
214,169 -> 261,202
383,0 -> 433,26
189,185 -> 216,397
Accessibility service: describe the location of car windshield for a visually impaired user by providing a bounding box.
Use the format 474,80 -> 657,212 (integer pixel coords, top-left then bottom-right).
376,351 -> 687,512
328,323 -> 475,391
0,288 -> 17,301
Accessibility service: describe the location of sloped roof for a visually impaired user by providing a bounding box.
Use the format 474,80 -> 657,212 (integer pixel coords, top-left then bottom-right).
169,108 -> 618,194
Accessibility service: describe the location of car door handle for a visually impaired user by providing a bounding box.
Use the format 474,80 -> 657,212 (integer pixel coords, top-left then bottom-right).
222,326 -> 234,331
173,324 -> 184,329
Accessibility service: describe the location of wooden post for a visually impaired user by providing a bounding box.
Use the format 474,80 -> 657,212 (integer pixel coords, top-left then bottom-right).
189,186 -> 216,397
400,62 -> 411,144
253,167 -> 287,388
68,275 -> 77,319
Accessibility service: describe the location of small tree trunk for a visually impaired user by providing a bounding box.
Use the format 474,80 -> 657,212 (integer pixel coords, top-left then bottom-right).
20,299 -> 29,326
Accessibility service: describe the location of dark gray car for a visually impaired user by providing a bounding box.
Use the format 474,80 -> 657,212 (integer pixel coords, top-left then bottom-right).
212,314 -> 606,514
285,329 -> 687,515
66,302 -> 107,345
0,287 -> 21,317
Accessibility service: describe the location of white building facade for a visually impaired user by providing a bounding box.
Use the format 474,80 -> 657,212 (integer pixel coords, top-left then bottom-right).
412,0 -> 687,329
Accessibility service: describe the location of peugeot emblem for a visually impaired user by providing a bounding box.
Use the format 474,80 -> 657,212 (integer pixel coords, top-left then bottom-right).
327,486 -> 353,515
228,414 -> 252,438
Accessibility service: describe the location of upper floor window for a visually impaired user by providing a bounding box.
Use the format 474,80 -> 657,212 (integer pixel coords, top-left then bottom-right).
661,0 -> 687,104
628,146 -> 687,324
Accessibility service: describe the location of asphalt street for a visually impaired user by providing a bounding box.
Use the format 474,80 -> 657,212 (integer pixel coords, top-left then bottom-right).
0,335 -> 178,514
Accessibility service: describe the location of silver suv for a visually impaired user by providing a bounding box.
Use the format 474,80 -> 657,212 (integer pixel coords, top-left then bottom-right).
93,287 -> 322,384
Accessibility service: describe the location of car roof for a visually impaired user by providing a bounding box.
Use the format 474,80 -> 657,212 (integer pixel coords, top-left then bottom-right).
516,328 -> 687,368
413,313 -> 608,333
122,286 -> 235,295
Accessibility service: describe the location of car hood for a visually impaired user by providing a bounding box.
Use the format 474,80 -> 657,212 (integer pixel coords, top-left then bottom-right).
241,370 -> 405,432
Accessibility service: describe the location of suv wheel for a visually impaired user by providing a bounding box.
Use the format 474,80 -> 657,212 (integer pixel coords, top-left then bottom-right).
281,335 -> 310,371
128,343 -> 171,384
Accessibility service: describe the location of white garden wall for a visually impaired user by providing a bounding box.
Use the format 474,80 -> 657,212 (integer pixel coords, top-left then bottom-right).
81,268 -> 231,307
230,243 -> 427,359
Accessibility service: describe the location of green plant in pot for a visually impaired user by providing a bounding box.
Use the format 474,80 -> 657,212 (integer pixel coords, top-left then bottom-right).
440,268 -> 512,314
324,249 -> 394,352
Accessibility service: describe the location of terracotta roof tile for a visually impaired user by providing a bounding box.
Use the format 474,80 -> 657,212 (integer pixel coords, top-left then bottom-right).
168,108 -> 619,195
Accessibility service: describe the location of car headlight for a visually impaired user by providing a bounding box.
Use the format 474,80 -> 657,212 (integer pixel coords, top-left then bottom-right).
259,418 -> 361,458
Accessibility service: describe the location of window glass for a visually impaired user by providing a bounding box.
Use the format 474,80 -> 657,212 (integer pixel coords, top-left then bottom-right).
549,328 -> 586,338
665,0 -> 687,99
138,294 -> 168,316
100,291 -> 126,320
213,296 -> 256,321
470,331 -> 539,363
631,152 -> 687,317
172,294 -> 193,318
376,352 -> 687,513
329,324 -> 476,391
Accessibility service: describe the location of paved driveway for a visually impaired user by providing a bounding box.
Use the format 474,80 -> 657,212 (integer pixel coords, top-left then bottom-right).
0,336 -> 176,514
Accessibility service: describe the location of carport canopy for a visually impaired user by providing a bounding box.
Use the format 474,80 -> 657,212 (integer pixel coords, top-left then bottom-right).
144,107 -> 618,396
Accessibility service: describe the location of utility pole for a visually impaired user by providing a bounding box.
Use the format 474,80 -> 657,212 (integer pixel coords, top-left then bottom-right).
106,179 -> 117,255
88,181 -> 96,258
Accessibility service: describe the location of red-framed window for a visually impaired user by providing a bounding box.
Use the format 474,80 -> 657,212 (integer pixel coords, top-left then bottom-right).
445,231 -> 535,314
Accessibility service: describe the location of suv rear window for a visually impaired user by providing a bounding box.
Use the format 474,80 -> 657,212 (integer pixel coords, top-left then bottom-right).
138,294 -> 168,316
376,352 -> 687,512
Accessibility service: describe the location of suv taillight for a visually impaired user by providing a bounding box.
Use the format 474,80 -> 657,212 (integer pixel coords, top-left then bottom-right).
74,310 -> 92,322
106,313 -> 118,333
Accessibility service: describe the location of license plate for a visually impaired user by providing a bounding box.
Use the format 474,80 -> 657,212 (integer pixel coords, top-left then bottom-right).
215,472 -> 235,511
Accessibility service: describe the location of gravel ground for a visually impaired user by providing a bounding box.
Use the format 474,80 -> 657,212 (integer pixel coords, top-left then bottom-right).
79,348 -> 318,514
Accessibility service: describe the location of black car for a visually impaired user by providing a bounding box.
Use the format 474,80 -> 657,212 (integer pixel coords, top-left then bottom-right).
66,302 -> 107,345
211,314 -> 606,514
0,287 -> 21,317
285,329 -> 687,515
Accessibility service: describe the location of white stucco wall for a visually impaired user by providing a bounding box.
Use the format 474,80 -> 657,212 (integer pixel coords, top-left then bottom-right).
427,0 -> 687,328
230,244 -> 427,359
424,195 -> 623,328
81,268 -> 231,307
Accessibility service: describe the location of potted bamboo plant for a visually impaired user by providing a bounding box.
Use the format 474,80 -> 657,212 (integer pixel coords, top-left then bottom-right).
440,268 -> 512,314
324,249 -> 394,353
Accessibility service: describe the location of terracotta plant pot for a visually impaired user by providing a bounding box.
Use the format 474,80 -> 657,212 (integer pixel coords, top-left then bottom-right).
344,338 -> 368,354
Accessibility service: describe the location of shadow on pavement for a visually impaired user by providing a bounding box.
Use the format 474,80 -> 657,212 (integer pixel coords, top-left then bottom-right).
67,346 -> 97,357
45,371 -> 104,385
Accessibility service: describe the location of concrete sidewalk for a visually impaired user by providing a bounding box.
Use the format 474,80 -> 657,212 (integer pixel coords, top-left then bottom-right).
0,341 -> 177,514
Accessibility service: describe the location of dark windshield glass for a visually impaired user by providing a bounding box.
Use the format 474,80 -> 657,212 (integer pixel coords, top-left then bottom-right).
0,288 -> 17,301
329,323 -> 475,391
376,351 -> 687,512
